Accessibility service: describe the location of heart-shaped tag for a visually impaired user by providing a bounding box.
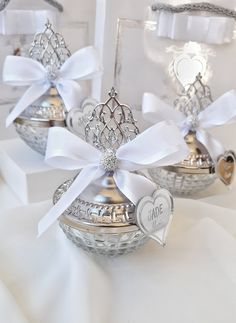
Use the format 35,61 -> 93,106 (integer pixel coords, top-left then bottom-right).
173,53 -> 207,87
216,151 -> 236,186
136,189 -> 174,246
66,97 -> 98,139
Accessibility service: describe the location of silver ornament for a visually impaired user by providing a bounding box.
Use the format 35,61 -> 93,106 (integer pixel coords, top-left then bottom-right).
149,74 -> 216,195
54,89 -> 149,256
12,21 -> 70,155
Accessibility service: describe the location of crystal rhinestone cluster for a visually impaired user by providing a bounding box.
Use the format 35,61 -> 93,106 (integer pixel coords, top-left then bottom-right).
100,149 -> 118,172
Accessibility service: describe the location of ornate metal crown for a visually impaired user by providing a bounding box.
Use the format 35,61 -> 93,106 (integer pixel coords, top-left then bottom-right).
28,21 -> 71,71
174,73 -> 213,117
85,88 -> 139,151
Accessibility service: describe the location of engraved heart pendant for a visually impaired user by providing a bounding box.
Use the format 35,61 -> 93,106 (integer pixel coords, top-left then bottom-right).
216,151 -> 235,186
136,189 -> 174,246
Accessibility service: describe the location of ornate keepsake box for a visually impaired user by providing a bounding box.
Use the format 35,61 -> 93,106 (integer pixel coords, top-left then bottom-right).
53,90 -> 149,256
12,22 -> 69,155
148,75 -> 235,195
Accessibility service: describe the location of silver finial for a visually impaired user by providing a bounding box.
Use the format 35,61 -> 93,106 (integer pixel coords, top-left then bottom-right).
174,73 -> 213,119
109,87 -> 118,98
85,89 -> 139,151
28,21 -> 71,71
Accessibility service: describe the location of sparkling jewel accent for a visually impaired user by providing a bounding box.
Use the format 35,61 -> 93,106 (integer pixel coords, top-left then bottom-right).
46,66 -> 59,83
100,149 -> 118,172
185,115 -> 199,131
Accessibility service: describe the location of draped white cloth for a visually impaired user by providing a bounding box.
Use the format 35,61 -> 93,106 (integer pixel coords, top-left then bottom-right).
3,46 -> 102,126
0,196 -> 236,323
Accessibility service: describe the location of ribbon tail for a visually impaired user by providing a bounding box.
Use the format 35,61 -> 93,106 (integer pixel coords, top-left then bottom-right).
37,166 -> 105,237
196,129 -> 225,162
198,90 -> 236,129
56,80 -> 83,111
6,82 -> 50,127
113,170 -> 157,205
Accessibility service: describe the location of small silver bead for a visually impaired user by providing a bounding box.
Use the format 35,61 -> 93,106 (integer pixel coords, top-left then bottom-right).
100,149 -> 118,172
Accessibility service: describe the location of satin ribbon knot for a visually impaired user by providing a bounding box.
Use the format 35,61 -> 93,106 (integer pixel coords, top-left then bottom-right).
142,91 -> 236,162
3,46 -> 102,127
182,114 -> 199,132
38,122 -> 188,236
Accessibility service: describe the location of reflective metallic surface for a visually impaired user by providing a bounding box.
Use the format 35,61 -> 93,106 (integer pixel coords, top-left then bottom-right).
14,87 -> 66,155
54,174 -> 148,256
54,90 -> 149,256
12,22 -> 71,155
149,132 -> 216,195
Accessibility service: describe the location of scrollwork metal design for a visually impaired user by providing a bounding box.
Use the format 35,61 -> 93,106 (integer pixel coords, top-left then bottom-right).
85,88 -> 139,151
29,21 -> 71,70
174,73 -> 213,117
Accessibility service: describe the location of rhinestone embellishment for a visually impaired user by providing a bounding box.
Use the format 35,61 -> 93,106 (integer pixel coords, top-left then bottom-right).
185,115 -> 199,131
100,149 -> 118,172
46,66 -> 59,83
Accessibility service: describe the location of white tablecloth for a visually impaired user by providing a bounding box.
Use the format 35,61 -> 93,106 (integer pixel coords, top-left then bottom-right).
0,192 -> 236,323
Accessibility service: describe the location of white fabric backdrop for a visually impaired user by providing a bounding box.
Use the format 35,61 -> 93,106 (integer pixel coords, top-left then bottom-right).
0,195 -> 236,323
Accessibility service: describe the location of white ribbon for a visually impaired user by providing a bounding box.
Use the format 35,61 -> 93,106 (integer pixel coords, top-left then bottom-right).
3,46 -> 102,127
38,122 -> 188,236
156,11 -> 235,44
142,91 -> 236,161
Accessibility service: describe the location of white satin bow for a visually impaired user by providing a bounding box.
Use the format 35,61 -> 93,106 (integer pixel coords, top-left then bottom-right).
156,11 -> 235,44
3,46 -> 102,127
38,122 -> 188,236
142,91 -> 236,162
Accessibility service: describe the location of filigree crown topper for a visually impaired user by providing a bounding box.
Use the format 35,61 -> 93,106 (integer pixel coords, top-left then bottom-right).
142,74 -> 236,181
2,21 -> 102,127
37,89 -> 189,236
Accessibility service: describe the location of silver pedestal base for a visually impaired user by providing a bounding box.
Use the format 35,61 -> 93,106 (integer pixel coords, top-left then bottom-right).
149,167 -> 216,196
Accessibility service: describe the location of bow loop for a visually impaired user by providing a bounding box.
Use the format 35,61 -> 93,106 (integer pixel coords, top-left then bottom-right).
3,56 -> 47,86
3,46 -> 102,126
46,127 -> 101,170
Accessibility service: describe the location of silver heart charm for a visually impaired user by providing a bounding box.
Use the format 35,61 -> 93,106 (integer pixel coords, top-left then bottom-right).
173,53 -> 207,87
216,150 -> 236,186
66,97 -> 98,139
136,189 -> 174,246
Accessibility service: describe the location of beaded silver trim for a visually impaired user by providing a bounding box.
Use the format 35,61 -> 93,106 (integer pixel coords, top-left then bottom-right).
151,2 -> 236,19
0,0 -> 63,12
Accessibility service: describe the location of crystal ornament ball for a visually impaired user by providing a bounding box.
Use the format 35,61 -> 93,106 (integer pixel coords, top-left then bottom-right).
13,22 -> 70,155
54,89 -> 149,256
149,75 -> 216,195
